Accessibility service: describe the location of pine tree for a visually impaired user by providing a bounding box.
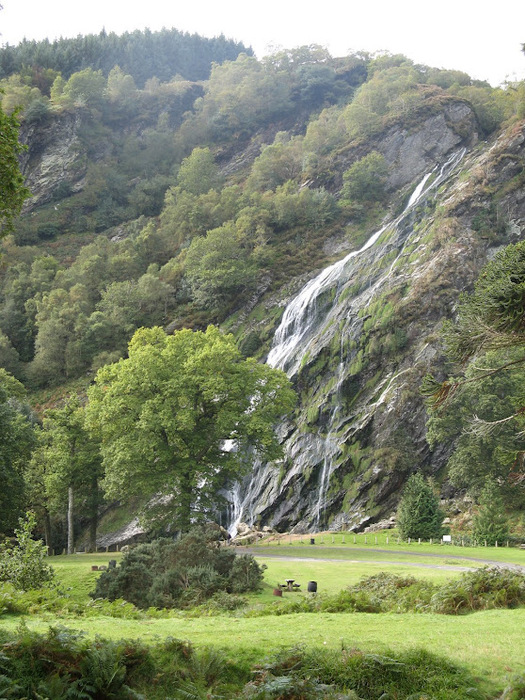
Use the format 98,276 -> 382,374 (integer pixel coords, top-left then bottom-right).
397,472 -> 444,540
472,480 -> 509,546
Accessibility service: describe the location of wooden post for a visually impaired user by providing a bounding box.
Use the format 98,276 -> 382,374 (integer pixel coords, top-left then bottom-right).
375,536 -> 378,545
353,535 -> 356,544
386,536 -> 389,545
342,535 -> 345,544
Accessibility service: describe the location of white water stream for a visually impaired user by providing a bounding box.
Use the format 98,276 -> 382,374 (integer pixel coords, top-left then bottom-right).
230,149 -> 465,533
267,150 -> 465,378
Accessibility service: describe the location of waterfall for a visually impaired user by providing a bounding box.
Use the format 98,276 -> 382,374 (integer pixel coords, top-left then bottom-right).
229,149 -> 466,533
267,149 -> 465,378
227,456 -> 267,536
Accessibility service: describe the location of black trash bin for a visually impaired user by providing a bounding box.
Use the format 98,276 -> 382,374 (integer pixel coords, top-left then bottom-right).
310,538 -> 315,545
307,581 -> 317,593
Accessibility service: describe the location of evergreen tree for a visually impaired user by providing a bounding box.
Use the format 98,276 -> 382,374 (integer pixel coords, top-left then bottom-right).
397,472 -> 444,540
472,480 -> 509,546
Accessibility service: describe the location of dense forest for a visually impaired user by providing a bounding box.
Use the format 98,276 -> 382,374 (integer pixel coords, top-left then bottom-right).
1,27 -> 525,551
0,27 -> 252,84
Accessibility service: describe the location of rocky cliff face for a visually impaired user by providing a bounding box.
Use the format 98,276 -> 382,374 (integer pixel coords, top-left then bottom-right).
19,112 -> 90,211
13,94 -> 525,540
229,114 -> 525,534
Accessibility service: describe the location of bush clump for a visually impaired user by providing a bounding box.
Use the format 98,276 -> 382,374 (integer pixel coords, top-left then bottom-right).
246,569 -> 525,619
0,512 -> 55,591
91,526 -> 265,609
429,566 -> 525,614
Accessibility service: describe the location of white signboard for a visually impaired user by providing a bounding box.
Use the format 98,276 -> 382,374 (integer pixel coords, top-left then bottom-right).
442,535 -> 452,542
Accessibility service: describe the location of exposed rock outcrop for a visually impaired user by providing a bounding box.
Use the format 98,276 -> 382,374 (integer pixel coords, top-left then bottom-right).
229,115 -> 525,533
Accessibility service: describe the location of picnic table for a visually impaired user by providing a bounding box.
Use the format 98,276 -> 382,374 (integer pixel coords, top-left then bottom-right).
280,579 -> 301,591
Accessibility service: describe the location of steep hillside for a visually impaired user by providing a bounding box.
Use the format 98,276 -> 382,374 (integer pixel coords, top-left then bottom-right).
231,119 -> 525,532
2,44 -> 525,543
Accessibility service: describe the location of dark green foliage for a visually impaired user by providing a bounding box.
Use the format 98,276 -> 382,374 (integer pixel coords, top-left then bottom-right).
396,472 -> 444,540
0,105 -> 30,234
471,481 -> 510,546
443,241 -> 525,363
0,371 -> 36,533
423,241 -> 525,496
0,29 -> 251,85
248,568 -> 525,620
0,623 -> 498,698
0,625 -> 150,699
91,528 -> 265,609
425,348 -> 525,501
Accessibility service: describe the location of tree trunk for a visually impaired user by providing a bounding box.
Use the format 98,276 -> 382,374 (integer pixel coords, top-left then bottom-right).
178,470 -> 193,533
88,474 -> 98,552
43,509 -> 52,556
67,485 -> 74,555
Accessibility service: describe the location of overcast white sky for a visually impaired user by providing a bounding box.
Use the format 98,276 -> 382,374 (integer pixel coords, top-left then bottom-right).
1,0 -> 524,87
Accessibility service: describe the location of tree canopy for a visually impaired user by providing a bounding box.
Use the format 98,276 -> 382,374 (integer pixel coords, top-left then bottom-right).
0,369 -> 36,534
86,325 -> 296,531
0,105 -> 30,235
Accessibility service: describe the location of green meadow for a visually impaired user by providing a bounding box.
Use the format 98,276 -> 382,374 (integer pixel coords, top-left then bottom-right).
1,540 -> 524,696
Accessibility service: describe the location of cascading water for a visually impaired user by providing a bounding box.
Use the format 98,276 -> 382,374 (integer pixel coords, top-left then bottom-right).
229,149 -> 466,533
267,149 -> 465,378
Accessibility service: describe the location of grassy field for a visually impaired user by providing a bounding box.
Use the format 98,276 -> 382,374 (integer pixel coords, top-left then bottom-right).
1,541 -> 524,696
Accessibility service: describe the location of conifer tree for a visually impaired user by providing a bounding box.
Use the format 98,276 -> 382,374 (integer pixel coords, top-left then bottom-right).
472,480 -> 509,546
397,472 -> 444,540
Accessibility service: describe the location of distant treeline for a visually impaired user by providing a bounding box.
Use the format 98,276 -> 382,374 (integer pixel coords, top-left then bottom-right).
0,27 -> 252,86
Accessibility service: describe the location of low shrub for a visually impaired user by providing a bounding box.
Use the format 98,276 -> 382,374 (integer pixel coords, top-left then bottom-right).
0,625 -> 151,699
91,526 -> 265,609
0,627 -> 496,699
0,582 -> 83,616
429,566 -> 525,614
243,646 -> 486,700
0,512 -> 55,592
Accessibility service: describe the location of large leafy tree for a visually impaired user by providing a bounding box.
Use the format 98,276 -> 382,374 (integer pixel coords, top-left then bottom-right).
86,325 -> 296,531
0,369 -> 36,534
40,396 -> 103,553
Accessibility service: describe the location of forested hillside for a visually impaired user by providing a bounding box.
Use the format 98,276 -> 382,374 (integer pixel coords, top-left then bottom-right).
1,32 -> 525,550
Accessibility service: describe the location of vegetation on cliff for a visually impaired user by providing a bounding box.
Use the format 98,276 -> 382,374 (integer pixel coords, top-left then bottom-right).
0,28 -> 524,547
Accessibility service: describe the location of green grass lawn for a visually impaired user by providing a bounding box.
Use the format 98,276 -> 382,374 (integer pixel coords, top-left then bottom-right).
248,531 -> 525,565
2,544 -> 524,696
